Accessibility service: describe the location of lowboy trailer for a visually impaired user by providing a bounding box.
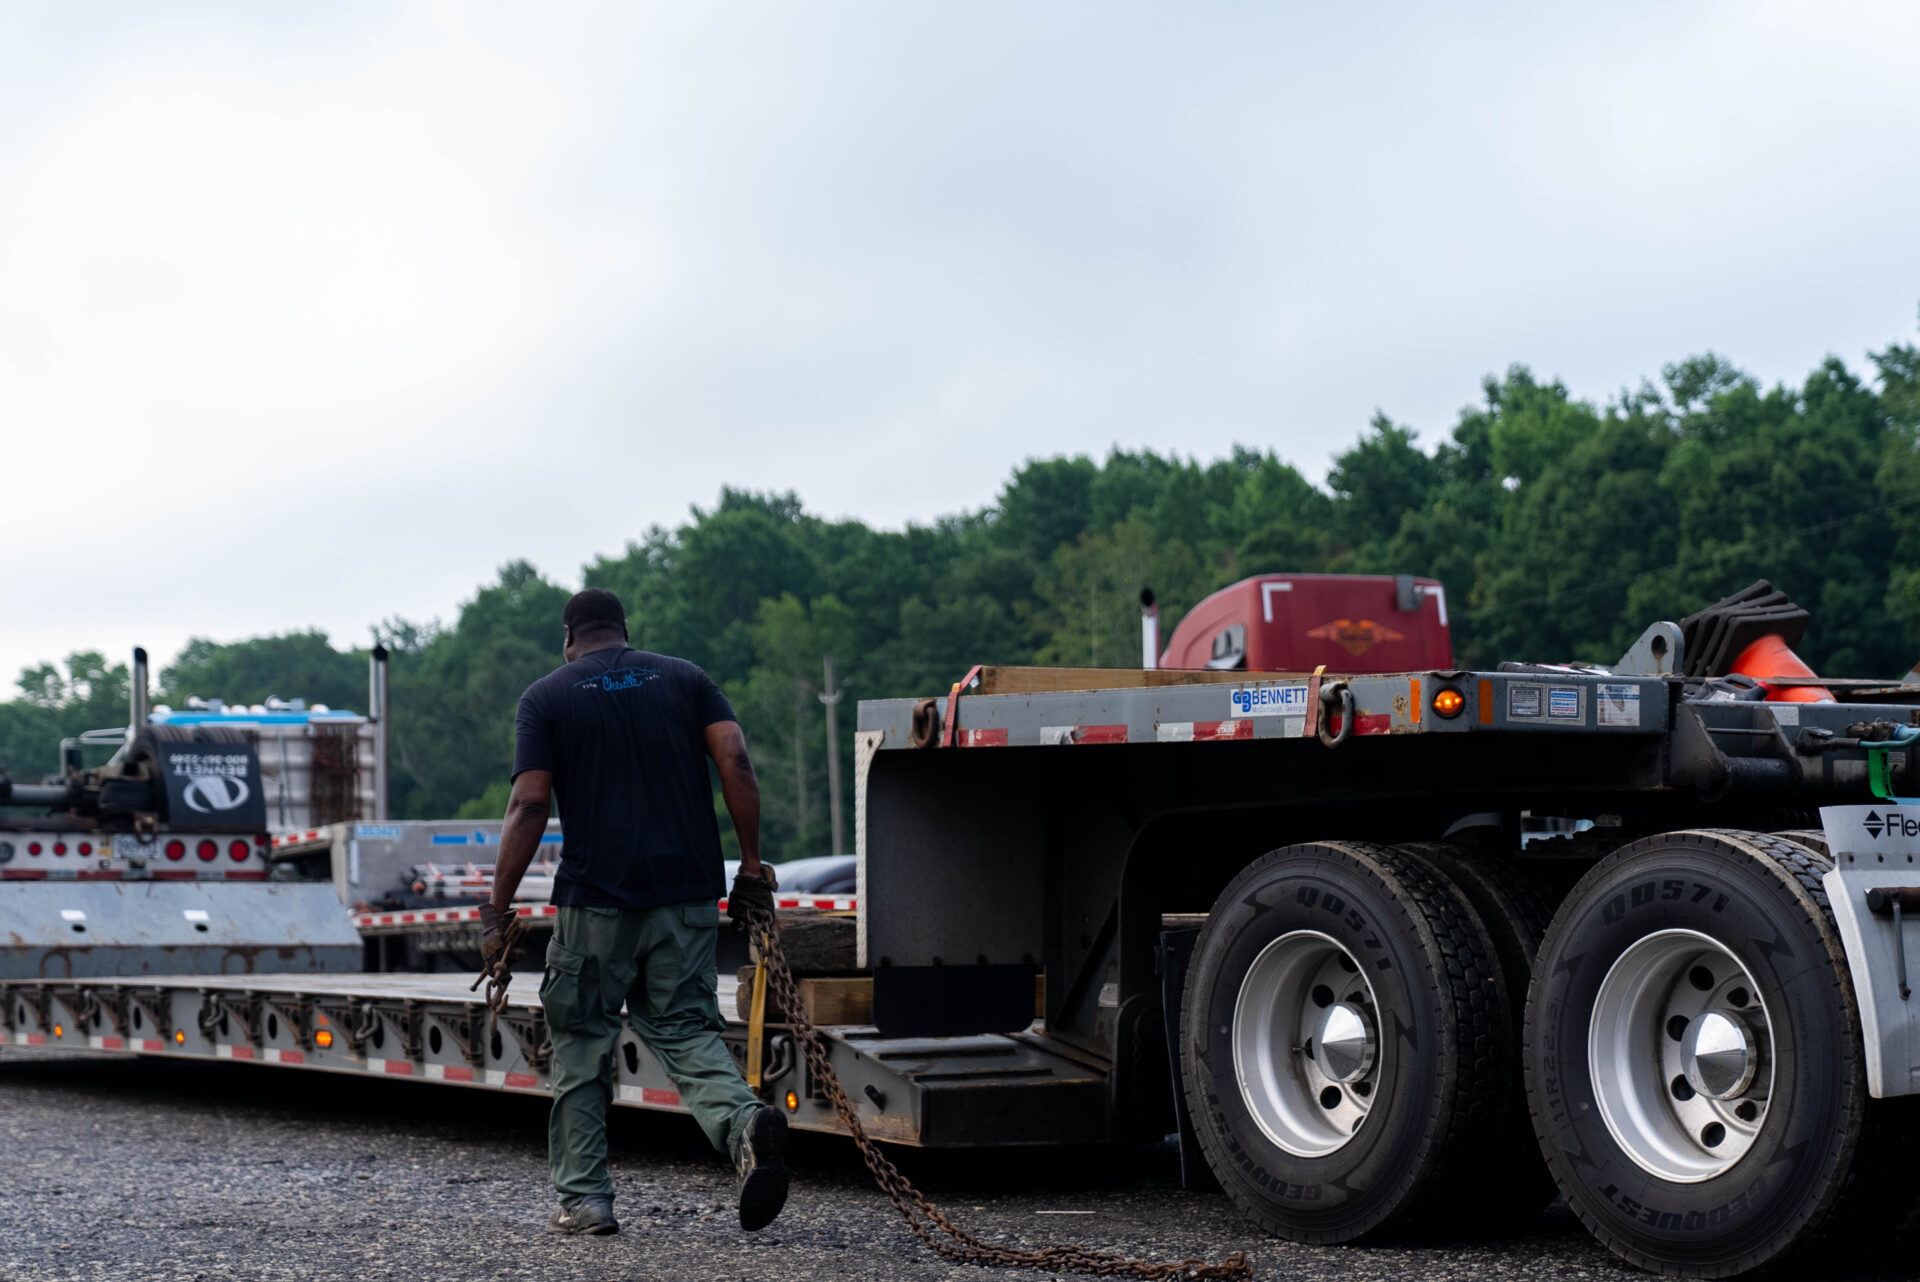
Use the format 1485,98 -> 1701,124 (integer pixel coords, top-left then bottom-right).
12,587 -> 1920,1277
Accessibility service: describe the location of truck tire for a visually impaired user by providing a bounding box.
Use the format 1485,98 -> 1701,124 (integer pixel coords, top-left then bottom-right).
1398,843 -> 1557,1229
1771,828 -> 1830,860
1181,841 -> 1509,1243
1525,829 -> 1920,1277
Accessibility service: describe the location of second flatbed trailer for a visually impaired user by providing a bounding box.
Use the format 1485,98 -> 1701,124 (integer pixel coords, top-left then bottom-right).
15,593 -> 1920,1278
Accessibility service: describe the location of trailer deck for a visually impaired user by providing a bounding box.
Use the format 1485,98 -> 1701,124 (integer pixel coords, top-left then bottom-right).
0,966 -> 1109,1149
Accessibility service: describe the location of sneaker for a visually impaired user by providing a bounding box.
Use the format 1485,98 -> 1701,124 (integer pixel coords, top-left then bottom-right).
549,1194 -> 619,1236
734,1106 -> 790,1231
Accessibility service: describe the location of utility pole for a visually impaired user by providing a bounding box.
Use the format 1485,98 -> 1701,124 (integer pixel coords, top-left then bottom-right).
818,656 -> 845,856
792,677 -> 811,841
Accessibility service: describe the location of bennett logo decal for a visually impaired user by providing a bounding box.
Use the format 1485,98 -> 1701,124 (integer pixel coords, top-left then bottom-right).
1229,685 -> 1312,717
156,743 -> 264,831
169,752 -> 254,813
1305,619 -> 1406,657
182,774 -> 251,813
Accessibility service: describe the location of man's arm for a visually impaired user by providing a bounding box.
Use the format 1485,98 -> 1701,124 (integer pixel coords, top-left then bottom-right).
705,720 -> 762,876
489,769 -> 553,912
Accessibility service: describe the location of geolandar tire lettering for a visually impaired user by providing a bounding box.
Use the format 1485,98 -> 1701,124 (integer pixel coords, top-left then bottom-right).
1182,841 -> 1510,1244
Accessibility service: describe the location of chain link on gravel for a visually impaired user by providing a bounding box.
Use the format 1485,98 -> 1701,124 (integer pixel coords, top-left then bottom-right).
750,909 -> 1252,1279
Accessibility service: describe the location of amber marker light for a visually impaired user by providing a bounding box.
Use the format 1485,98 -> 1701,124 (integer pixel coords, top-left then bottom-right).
315,1029 -> 334,1049
1432,687 -> 1466,719
785,1090 -> 800,1112
52,1024 -> 63,1038
174,1030 -> 186,1045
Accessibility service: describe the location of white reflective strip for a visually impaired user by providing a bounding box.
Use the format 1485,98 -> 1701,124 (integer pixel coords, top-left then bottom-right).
485,1069 -> 506,1086
1039,726 -> 1075,745
1157,722 -> 1195,742
616,1085 -> 644,1103
215,1044 -> 235,1059
1262,580 -> 1293,622
425,1063 -> 447,1080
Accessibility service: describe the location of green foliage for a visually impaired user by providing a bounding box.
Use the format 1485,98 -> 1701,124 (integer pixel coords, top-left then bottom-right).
453,780 -> 513,821
160,631 -> 366,711
10,320 -> 1920,854
0,652 -> 130,780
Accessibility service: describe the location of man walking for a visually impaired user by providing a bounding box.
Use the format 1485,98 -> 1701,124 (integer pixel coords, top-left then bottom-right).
478,588 -> 787,1236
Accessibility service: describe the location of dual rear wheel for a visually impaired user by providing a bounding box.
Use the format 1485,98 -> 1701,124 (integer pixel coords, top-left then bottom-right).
1182,829 -> 1920,1275
1181,841 -> 1538,1241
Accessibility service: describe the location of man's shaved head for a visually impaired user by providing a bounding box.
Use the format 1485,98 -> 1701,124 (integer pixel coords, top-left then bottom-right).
563,588 -> 627,638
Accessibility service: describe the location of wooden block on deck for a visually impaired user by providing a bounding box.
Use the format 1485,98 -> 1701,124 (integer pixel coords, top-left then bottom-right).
735,968 -> 874,1026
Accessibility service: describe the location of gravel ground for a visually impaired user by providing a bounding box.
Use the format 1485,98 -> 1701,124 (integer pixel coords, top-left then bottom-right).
0,1049 -> 1890,1282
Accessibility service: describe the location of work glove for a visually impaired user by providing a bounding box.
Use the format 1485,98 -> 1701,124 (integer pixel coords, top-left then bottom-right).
478,901 -> 513,969
471,902 -> 525,1019
727,864 -> 778,933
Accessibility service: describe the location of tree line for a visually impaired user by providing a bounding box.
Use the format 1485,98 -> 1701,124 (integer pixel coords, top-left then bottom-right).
6,324 -> 1919,863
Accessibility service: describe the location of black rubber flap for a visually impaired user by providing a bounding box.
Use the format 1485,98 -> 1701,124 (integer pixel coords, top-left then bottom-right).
1677,580 -> 1811,677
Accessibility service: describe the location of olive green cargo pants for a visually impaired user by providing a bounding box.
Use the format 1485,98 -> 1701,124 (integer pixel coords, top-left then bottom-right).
541,900 -> 761,1203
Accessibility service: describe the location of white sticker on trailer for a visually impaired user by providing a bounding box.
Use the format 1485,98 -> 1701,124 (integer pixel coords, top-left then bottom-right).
1596,684 -> 1641,728
1228,685 -> 1311,718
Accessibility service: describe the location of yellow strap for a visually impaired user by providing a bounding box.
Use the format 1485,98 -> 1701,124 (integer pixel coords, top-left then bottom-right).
745,954 -> 768,1089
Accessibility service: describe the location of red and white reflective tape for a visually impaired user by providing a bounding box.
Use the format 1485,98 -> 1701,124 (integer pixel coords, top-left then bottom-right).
364,1060 -> 540,1088
353,896 -> 855,931
616,1084 -> 683,1107
11,1032 -> 47,1046
271,829 -> 328,849
1155,720 -> 1255,742
1039,724 -> 1128,745
5,867 -> 266,882
212,1044 -> 305,1064
717,896 -> 855,913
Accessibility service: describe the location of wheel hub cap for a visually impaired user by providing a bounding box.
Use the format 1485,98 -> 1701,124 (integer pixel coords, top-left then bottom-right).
1311,1002 -> 1375,1084
1683,1010 -> 1756,1100
1232,931 -> 1382,1157
1588,928 -> 1775,1183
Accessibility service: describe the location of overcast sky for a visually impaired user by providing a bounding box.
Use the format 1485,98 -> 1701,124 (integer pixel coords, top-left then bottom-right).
4,2 -> 1919,696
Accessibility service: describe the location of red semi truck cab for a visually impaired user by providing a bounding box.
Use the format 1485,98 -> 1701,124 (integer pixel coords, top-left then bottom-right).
1159,573 -> 1451,672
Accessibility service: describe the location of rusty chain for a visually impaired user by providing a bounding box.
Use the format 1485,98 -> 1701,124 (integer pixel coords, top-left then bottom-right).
749,909 -> 1251,1280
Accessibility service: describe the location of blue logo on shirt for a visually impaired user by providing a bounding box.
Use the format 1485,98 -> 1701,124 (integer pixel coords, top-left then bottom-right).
575,667 -> 661,694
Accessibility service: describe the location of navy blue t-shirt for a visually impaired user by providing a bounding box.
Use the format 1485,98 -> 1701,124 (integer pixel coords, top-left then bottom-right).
510,647 -> 736,910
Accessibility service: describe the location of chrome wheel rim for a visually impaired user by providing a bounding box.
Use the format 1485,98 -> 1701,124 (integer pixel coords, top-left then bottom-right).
1232,930 -> 1382,1157
1589,928 -> 1775,1183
